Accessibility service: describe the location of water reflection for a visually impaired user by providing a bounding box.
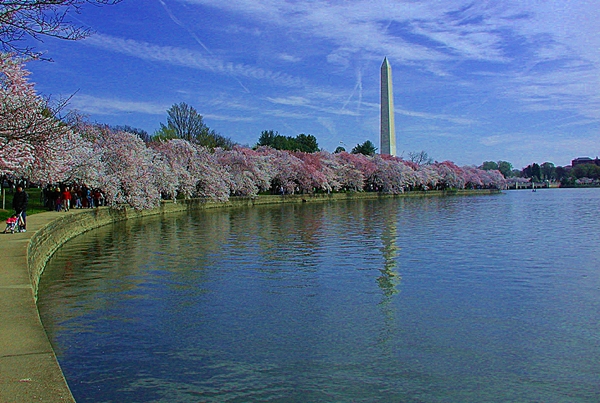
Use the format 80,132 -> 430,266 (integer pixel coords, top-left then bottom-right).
377,211 -> 400,299
38,191 -> 600,403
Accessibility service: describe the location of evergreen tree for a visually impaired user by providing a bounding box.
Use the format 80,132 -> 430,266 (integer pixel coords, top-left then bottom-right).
351,140 -> 377,156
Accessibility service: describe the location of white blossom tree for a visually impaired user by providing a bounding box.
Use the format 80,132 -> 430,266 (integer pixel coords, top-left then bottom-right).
95,131 -> 163,209
0,53 -> 79,180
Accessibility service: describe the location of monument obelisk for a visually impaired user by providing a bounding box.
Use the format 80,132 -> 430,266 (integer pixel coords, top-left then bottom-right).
380,57 -> 396,156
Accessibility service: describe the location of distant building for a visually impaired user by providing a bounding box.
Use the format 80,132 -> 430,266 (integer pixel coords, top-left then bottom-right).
571,157 -> 600,167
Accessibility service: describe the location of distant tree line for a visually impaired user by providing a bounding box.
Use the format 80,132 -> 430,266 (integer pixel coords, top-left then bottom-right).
560,163 -> 600,187
256,130 -> 319,153
480,158 -> 600,187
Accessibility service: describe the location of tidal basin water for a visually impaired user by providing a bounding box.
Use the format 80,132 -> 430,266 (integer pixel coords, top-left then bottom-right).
38,189 -> 600,402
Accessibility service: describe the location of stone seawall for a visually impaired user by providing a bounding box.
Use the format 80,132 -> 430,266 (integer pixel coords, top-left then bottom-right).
1,189 -> 496,402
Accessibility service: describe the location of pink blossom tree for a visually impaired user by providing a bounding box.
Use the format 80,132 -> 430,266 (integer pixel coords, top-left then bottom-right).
317,151 -> 344,191
479,169 -> 506,189
294,151 -> 336,193
432,161 -> 466,189
462,166 -> 485,189
415,165 -> 441,190
23,129 -> 95,185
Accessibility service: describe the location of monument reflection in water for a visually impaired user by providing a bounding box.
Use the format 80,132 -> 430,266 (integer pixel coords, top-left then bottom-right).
38,190 -> 600,402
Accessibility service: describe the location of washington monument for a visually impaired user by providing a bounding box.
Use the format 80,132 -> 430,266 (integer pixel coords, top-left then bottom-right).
380,57 -> 396,156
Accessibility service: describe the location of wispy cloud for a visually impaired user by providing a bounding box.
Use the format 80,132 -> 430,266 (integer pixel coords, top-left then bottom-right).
278,53 -> 301,63
505,62 -> 600,119
83,34 -> 306,88
202,113 -> 255,123
317,117 -> 337,137
70,94 -> 168,115
395,107 -> 477,125
266,95 -> 360,117
266,96 -> 310,106
480,133 -> 523,147
182,0 -> 600,116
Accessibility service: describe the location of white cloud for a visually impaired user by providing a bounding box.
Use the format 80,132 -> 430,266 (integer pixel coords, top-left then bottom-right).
266,96 -> 309,106
71,94 -> 168,115
480,134 -> 522,147
83,34 -> 306,88
181,0 -> 600,112
278,53 -> 301,63
395,108 -> 477,125
317,117 -> 336,136
203,114 -> 255,123
266,94 -> 360,117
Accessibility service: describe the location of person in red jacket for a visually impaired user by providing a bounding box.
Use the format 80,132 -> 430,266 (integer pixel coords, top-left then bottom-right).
62,187 -> 72,211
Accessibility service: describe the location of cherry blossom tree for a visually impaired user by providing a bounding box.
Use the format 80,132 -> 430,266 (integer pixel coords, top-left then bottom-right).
62,122 -> 110,188
432,161 -> 465,189
332,153 -> 364,191
334,151 -> 377,191
316,151 -> 343,191
462,166 -> 485,189
0,53 -> 79,179
215,146 -> 274,197
23,128 -> 94,185
294,151 -> 335,193
153,139 -> 229,201
366,155 -> 414,194
152,139 -> 201,199
479,169 -> 506,189
94,130 -> 164,209
254,147 -> 309,194
415,165 -> 441,190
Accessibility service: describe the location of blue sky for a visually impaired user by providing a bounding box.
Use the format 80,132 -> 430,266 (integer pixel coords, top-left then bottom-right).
26,0 -> 600,169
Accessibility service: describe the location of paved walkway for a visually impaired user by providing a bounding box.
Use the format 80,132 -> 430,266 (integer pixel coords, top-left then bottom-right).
0,211 -> 75,402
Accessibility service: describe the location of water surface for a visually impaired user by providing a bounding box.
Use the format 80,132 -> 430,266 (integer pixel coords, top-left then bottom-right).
38,189 -> 600,402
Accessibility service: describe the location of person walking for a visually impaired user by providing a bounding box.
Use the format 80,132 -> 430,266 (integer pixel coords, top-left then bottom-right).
12,185 -> 28,232
62,187 -> 72,211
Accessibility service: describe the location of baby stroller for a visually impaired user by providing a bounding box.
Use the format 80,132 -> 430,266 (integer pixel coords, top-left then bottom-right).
4,212 -> 24,233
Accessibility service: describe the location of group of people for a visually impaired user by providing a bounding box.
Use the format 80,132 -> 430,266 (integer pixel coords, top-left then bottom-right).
3,184 -> 106,234
42,184 -> 105,212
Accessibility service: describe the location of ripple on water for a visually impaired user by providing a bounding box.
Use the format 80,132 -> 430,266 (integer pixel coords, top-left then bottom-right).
38,190 -> 600,402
